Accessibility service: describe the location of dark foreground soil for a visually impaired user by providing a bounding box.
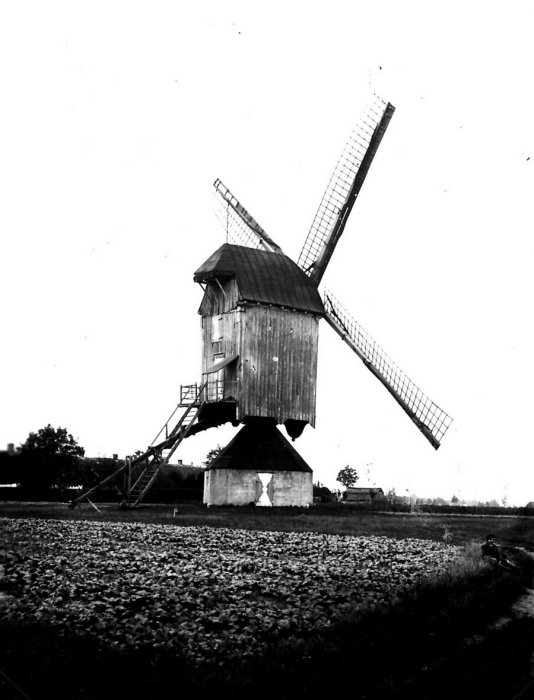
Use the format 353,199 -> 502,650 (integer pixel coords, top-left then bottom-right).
1,503 -> 533,699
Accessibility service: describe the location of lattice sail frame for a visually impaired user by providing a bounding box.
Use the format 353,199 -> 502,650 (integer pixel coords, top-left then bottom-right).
297,95 -> 394,284
323,290 -> 453,448
212,178 -> 283,254
209,98 -> 453,450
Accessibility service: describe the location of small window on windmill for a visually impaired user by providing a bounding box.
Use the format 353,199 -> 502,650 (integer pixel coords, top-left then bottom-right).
211,315 -> 223,341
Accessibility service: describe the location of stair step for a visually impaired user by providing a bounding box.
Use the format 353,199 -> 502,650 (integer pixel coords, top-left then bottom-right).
71,382 -> 207,510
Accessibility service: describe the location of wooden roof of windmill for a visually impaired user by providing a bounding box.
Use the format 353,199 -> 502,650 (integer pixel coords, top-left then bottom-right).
194,243 -> 324,315
205,420 -> 312,472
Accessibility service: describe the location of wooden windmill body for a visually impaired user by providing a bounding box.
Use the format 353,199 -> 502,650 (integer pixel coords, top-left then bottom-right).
70,94 -> 453,510
193,244 -> 324,437
193,245 -> 324,506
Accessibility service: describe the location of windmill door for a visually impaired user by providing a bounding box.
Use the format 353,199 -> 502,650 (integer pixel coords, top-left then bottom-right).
204,353 -> 239,403
208,360 -> 224,402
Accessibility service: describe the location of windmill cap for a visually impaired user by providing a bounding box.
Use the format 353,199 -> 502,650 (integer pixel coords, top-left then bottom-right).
194,243 -> 324,315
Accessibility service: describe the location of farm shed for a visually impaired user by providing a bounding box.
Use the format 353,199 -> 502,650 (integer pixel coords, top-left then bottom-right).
203,420 -> 313,507
343,487 -> 389,506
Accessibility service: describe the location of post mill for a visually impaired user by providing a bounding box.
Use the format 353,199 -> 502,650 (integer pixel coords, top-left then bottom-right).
70,94 -> 452,510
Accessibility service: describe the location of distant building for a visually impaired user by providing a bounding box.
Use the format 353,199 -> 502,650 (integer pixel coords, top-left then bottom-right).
1,443 -> 20,457
0,443 -> 21,486
343,487 -> 389,506
80,455 -> 203,476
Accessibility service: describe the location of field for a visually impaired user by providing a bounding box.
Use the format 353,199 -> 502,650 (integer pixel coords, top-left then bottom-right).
1,502 -> 534,699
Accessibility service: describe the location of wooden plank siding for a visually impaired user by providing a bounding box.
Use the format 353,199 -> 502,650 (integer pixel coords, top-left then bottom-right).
200,307 -> 241,400
197,278 -> 239,317
237,305 -> 319,426
199,304 -> 320,426
198,264 -> 321,427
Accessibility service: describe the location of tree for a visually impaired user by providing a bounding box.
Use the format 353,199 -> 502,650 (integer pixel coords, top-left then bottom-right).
205,445 -> 222,467
19,424 -> 85,488
154,463 -> 204,494
80,456 -> 122,489
0,449 -> 21,485
313,482 -> 333,503
386,487 -> 397,502
431,497 -> 447,506
336,465 -> 359,489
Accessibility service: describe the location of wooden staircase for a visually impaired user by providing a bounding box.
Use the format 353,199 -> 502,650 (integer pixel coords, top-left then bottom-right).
123,399 -> 203,507
69,383 -> 207,509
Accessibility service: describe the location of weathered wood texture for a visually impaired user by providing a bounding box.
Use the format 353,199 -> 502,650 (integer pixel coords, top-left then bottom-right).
200,303 -> 240,401
200,304 -> 319,426
237,305 -> 319,425
197,278 -> 239,316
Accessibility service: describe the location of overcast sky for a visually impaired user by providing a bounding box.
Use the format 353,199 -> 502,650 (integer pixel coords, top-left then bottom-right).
1,1 -> 533,504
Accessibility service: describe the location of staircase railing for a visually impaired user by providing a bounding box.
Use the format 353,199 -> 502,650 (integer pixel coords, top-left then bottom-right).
69,382 -> 207,509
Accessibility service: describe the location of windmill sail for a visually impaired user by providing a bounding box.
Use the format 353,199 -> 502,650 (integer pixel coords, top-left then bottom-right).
213,178 -> 284,254
323,290 -> 452,449
298,96 -> 395,285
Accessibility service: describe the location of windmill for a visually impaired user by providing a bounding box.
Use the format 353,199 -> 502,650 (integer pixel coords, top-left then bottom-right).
70,94 -> 452,510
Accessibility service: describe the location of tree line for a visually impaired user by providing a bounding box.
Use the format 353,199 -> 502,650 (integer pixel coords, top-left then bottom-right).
0,424 -> 203,493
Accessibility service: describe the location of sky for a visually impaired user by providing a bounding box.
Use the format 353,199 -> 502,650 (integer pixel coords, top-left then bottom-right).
1,1 -> 533,505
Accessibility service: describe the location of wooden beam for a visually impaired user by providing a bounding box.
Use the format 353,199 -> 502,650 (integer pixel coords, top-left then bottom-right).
309,103 -> 396,286
324,309 -> 441,450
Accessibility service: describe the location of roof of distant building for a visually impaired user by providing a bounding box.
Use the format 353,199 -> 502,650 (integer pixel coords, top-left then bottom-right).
345,487 -> 387,502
